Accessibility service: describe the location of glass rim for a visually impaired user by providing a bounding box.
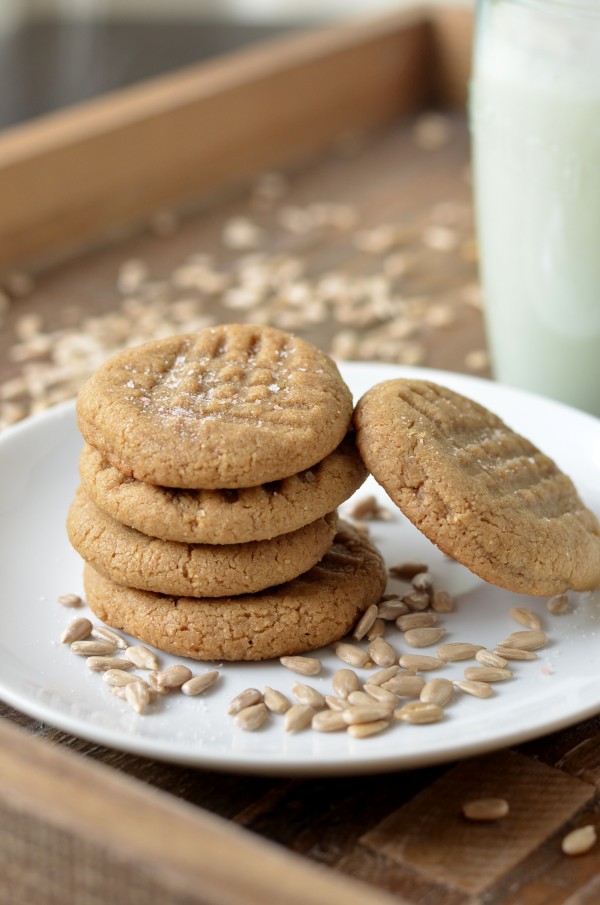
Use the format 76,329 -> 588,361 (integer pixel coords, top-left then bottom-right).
495,0 -> 600,17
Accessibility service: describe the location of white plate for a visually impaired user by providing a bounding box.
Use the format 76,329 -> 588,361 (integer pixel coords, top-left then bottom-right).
1,362 -> 600,776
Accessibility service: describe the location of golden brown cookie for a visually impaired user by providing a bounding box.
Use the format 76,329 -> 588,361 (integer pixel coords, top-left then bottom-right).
76,324 -> 353,489
354,379 -> 600,595
67,489 -> 338,597
83,522 -> 387,660
78,434 -> 367,544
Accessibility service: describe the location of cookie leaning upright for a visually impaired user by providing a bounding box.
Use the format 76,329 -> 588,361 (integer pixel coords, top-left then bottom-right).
354,379 -> 600,595
76,324 -> 353,489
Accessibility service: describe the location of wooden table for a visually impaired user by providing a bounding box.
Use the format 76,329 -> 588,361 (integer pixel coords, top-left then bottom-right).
1,10 -> 599,904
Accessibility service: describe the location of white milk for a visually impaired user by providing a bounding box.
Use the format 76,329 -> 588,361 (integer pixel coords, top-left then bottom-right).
470,0 -> 600,416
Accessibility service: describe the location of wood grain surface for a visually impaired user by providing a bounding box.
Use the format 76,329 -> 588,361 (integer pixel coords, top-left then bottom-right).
1,11 -> 600,904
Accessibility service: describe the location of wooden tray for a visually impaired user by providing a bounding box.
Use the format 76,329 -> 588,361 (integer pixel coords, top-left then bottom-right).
2,9 -> 600,905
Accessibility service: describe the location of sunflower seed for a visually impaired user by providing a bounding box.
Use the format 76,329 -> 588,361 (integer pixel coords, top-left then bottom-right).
378,599 -> 410,620
263,686 -> 291,713
412,571 -> 433,593
498,630 -> 547,651
109,686 -> 128,700
494,646 -> 537,661
280,655 -> 322,676
363,684 -> 399,707
402,591 -> 431,611
335,642 -> 370,668
366,619 -> 386,641
403,627 -> 446,648
509,607 -> 541,630
369,665 -> 401,686
368,637 -> 396,667
453,679 -> 493,698
227,688 -> 263,715
147,671 -> 170,695
91,626 -> 128,649
548,593 -> 570,615
348,690 -> 376,707
396,612 -> 438,632
395,702 -> 444,723
155,664 -> 193,689
325,695 -> 347,712
463,798 -> 509,821
284,704 -> 315,732
312,710 -> 347,732
476,649 -> 507,668
332,669 -> 360,699
464,666 -> 513,682
420,678 -> 453,706
61,617 -> 92,644
389,561 -> 428,580
236,702 -> 269,731
382,674 -> 425,697
292,683 -> 326,709
124,645 -> 159,670
431,590 -> 455,613
399,654 -> 443,671
57,593 -> 82,608
352,604 -> 379,641
71,640 -> 116,656
437,642 -> 483,662
103,669 -> 141,687
347,720 -> 389,738
87,656 -> 135,672
562,825 -> 597,856
343,704 -> 392,724
125,681 -> 152,715
181,671 -> 219,696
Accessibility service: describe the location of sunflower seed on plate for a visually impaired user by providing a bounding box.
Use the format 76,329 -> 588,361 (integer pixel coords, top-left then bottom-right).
347,720 -> 389,738
312,710 -> 347,732
395,701 -> 444,723
498,630 -> 547,651
368,637 -> 396,667
124,645 -> 159,670
369,665 -> 401,686
431,590 -> 455,613
420,678 -> 453,706
366,619 -> 386,641
87,656 -> 134,672
263,686 -> 291,713
399,654 -> 443,671
476,649 -> 507,668
284,704 -> 315,732
57,593 -> 82,608
227,688 -> 263,715
464,666 -> 512,682
403,627 -> 446,648
71,640 -> 117,656
348,690 -> 376,707
332,668 -> 360,699
494,646 -> 537,661
378,599 -> 410,620
61,617 -> 92,644
352,604 -> 379,641
280,655 -> 322,676
335,642 -> 370,668
103,668 -> 140,687
325,695 -> 347,712
382,674 -> 425,697
292,683 -> 326,709
125,681 -> 152,715
91,626 -> 128,649
343,704 -> 392,725
396,612 -> 438,632
453,679 -> 493,698
181,671 -> 220,696
412,571 -> 433,593
509,607 -> 542,631
236,703 -> 269,731
548,593 -> 570,615
402,591 -> 431,611
437,642 -> 483,662
363,684 -> 399,707
155,664 -> 193,689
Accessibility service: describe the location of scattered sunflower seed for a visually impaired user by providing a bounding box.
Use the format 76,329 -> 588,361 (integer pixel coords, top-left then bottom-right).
284,704 -> 315,733
292,683 -> 326,709
91,626 -> 128,649
562,825 -> 597,856
437,642 -> 483,662
352,604 -> 379,641
498,630 -> 547,651
347,720 -> 389,738
463,798 -> 509,821
464,667 -> 513,682
103,669 -> 141,688
548,593 -> 570,615
382,675 -> 425,697
280,655 -> 322,676
227,688 -> 263,716
236,702 -> 269,731
71,640 -> 117,656
366,618 -> 386,641
61,617 -> 92,644
509,607 -> 542,631
325,695 -> 347,712
263,686 -> 291,714
494,646 -> 537,661
476,650 -> 508,668
368,637 -> 396,667
332,668 -> 361,699
402,591 -> 431,612
395,701 -> 444,724
431,590 -> 455,613
377,598 -> 410,620
312,710 -> 347,732
403,627 -> 446,648
124,645 -> 159,670
335,642 -> 370,669
363,684 -> 399,707
155,664 -> 193,689
369,665 -> 401,686
453,679 -> 493,698
87,656 -> 135,672
181,671 -> 220,696
125,681 -> 152,715
57,593 -> 82,608
399,654 -> 444,671
420,678 -> 453,707
343,704 -> 392,725
396,612 -> 438,632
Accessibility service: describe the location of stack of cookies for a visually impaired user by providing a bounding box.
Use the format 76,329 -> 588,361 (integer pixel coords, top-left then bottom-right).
67,324 -> 387,661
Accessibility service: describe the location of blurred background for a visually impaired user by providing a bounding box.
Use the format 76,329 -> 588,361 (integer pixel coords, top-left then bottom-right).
0,0 -> 436,129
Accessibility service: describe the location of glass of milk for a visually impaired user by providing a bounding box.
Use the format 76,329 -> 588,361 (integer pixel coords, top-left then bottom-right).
470,0 -> 600,416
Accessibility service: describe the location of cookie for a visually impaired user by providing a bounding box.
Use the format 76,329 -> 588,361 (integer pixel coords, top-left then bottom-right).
67,489 -> 338,597
354,379 -> 600,595
78,433 -> 367,544
83,522 -> 387,660
76,324 -> 353,489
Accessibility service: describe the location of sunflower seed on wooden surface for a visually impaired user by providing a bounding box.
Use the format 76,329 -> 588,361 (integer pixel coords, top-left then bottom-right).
464,666 -> 513,682
347,720 -> 389,738
263,686 -> 291,713
312,710 -> 347,732
462,798 -> 509,821
453,679 -> 493,698
227,688 -> 263,715
399,654 -> 443,671
431,590 -> 455,613
498,630 -> 548,651
494,646 -> 537,661
562,825 -> 597,856
476,650 -> 507,668
352,604 -> 379,641
124,645 -> 159,670
437,642 -> 483,662
61,617 -> 92,644
403,627 -> 446,648
57,593 -> 82,608
343,704 -> 392,725
509,607 -> 542,630
368,637 -> 396,667
181,671 -> 220,696
86,656 -> 134,672
420,678 -> 453,707
292,683 -> 326,709
280,655 -> 322,676
369,666 -> 401,686
335,642 -> 370,669
395,702 -> 444,724
396,612 -> 438,632
235,702 -> 269,731
284,704 -> 315,733
72,640 -> 117,656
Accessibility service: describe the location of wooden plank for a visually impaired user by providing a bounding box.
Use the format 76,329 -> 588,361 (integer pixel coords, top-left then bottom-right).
0,10 -> 431,273
0,719 -> 404,905
428,6 -> 473,109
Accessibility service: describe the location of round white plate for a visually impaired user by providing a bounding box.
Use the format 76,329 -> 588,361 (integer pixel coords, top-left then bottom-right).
1,362 -> 599,776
